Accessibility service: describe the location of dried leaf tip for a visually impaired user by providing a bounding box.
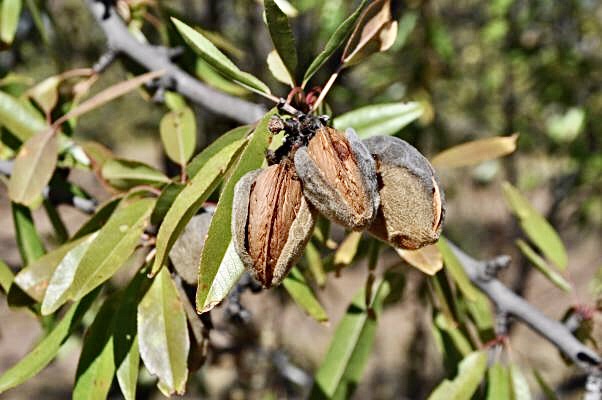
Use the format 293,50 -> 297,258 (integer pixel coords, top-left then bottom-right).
294,126 -> 379,230
231,160 -> 316,288
363,136 -> 445,250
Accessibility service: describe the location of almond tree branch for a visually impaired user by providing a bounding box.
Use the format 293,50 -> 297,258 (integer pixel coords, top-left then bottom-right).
84,0 -> 266,124
446,240 -> 601,374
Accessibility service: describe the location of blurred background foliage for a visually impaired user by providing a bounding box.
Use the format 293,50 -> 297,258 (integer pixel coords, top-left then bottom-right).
1,0 -> 601,398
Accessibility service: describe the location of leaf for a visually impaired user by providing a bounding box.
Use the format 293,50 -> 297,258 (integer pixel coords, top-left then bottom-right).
303,0 -> 368,86
283,267 -> 328,322
0,0 -> 22,44
42,199 -> 155,314
172,18 -> 271,95
310,277 -> 391,399
427,351 -> 487,400
8,129 -> 59,205
0,90 -> 47,142
73,296 -> 120,400
27,76 -> 61,116
341,0 -> 395,66
0,290 -> 99,394
264,0 -> 297,83
516,239 -> 571,292
305,241 -> 326,287
198,240 -> 245,313
465,291 -> 495,341
160,106 -> 197,167
101,159 -> 170,190
434,313 -> 472,357
431,134 -> 519,168
138,268 -> 189,395
55,70 -> 164,125
510,365 -> 532,400
196,110 -> 276,311
72,197 -> 121,239
150,183 -> 185,226
437,237 -> 479,301
186,124 -> 252,177
0,259 -> 14,293
195,58 -> 249,97
170,212 -> 213,285
532,369 -> 559,400
333,231 -> 362,270
486,363 -> 510,400
333,102 -> 423,138
267,50 -> 294,86
502,182 -> 568,270
13,235 -> 91,302
396,243 -> 443,275
151,139 -> 246,276
11,202 -> 45,265
41,233 -> 98,314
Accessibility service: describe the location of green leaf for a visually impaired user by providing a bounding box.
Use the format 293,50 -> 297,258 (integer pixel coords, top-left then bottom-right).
138,268 -> 189,395
305,241 -> 326,286
486,363 -> 510,400
73,296 -> 120,400
502,182 -> 568,270
516,239 -> 571,292
333,231 -> 362,270
72,198 -> 121,240
437,237 -> 479,301
0,289 -> 99,394
0,91 -> 47,142
532,369 -> 559,400
333,102 -> 423,138
283,267 -> 328,322
510,365 -> 532,400
160,106 -> 197,167
267,50 -> 294,86
42,199 -> 155,314
151,138 -> 246,276
150,183 -> 185,226
172,18 -> 271,95
24,0 -> 47,43
303,0 -> 367,86
432,134 -> 519,169
465,291 -> 495,341
434,313 -> 473,357
427,351 -> 487,400
13,235 -> 91,302
0,259 -> 14,293
196,109 -> 276,311
265,0 -> 298,83
197,240 -> 245,313
0,0 -> 22,44
195,58 -> 250,97
310,277 -> 391,399
101,159 -> 170,190
8,129 -> 59,205
11,202 -> 45,265
186,124 -> 251,177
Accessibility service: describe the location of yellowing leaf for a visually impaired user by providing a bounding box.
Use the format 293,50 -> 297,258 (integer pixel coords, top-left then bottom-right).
396,244 -> 443,275
333,231 -> 362,269
431,134 -> 519,168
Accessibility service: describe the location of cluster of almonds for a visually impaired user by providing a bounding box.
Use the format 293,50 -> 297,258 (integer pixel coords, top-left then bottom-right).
232,113 -> 446,288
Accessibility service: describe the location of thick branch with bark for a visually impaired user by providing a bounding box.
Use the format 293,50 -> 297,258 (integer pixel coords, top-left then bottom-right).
85,0 -> 266,124
448,241 -> 601,374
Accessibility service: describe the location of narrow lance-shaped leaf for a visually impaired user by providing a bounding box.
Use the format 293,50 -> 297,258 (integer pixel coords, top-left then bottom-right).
267,50 -> 294,86
101,159 -> 170,190
486,363 -> 511,400
516,239 -> 571,292
151,138 -> 247,275
172,18 -> 271,95
510,365 -> 532,400
0,91 -> 47,142
0,290 -> 99,394
333,231 -> 362,270
396,244 -> 443,275
198,240 -> 245,313
427,351 -> 488,400
283,267 -> 328,323
27,76 -> 61,116
195,58 -> 250,96
0,0 -> 22,44
431,134 -> 519,168
196,110 -> 276,312
303,0 -> 368,86
8,129 -> 59,206
502,182 -> 568,270
333,102 -> 423,138
138,268 -> 189,396
0,259 -> 14,293
11,203 -> 45,266
160,106 -> 197,167
305,241 -> 326,287
265,0 -> 297,84
437,237 -> 479,301
310,276 -> 391,399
